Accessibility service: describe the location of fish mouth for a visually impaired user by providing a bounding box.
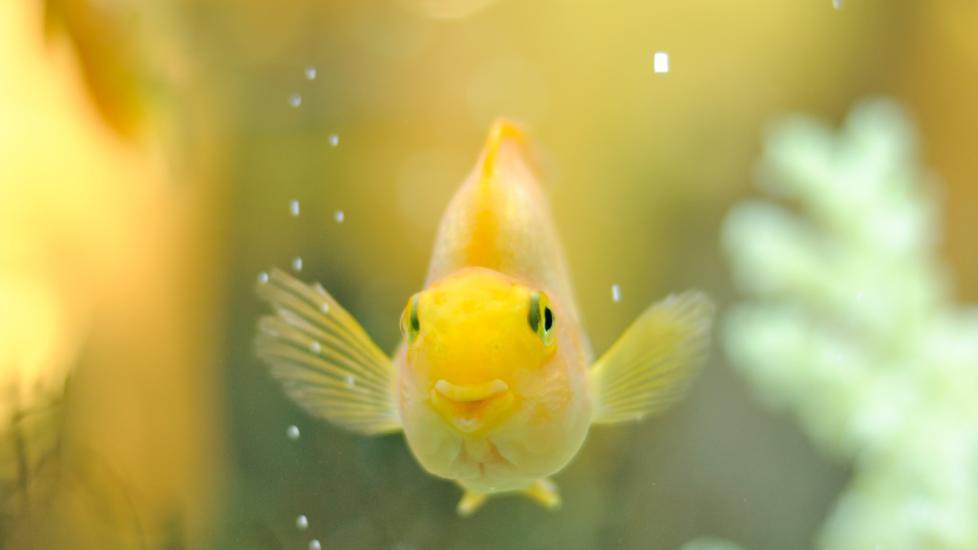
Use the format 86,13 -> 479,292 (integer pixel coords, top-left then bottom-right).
430,379 -> 514,434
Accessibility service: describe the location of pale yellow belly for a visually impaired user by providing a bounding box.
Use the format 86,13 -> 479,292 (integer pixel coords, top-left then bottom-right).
401,395 -> 591,494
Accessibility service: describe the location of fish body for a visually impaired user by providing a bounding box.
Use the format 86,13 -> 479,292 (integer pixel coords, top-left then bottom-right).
396,123 -> 591,494
256,120 -> 713,515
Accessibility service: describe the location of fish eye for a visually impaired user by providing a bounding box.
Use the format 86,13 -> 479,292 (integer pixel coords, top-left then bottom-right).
527,292 -> 555,346
401,294 -> 421,342
410,295 -> 420,333
528,293 -> 541,333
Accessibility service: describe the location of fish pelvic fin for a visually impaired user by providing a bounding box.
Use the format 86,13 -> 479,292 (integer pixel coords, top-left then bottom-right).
523,478 -> 561,510
457,490 -> 489,517
455,478 -> 561,517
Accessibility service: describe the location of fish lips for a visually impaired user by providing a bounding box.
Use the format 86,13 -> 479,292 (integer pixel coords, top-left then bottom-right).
429,378 -> 517,434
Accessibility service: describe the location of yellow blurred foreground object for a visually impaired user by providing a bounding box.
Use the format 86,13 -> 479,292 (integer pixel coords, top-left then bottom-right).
0,0 -> 224,547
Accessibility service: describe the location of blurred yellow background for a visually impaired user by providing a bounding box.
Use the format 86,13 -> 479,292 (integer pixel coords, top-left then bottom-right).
1,0 -> 977,548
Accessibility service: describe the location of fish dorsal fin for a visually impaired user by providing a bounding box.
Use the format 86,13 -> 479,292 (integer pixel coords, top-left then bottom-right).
589,292 -> 713,425
478,119 -> 532,182
255,269 -> 401,435
425,120 -> 585,339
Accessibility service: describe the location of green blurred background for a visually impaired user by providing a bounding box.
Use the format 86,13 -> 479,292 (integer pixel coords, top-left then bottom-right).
2,0 -> 978,548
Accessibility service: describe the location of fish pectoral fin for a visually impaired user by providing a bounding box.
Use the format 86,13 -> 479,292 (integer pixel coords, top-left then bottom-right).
457,490 -> 489,517
255,268 -> 401,435
523,478 -> 561,510
589,291 -> 714,425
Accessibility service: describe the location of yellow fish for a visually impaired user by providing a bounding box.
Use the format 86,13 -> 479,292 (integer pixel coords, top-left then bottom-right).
256,120 -> 713,516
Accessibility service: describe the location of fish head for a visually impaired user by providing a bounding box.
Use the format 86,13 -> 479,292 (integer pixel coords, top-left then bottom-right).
398,267 -> 564,437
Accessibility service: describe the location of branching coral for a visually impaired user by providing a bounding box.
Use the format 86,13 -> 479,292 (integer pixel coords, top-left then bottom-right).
723,100 -> 978,549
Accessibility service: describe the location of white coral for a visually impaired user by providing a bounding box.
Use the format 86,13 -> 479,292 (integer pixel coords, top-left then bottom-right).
723,100 -> 978,550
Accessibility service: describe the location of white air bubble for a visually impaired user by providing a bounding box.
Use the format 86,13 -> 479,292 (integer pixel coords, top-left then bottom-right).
653,52 -> 669,74
305,66 -> 317,80
320,303 -> 330,314
286,425 -> 300,440
346,375 -> 355,387
258,272 -> 269,284
832,0 -> 842,9
292,256 -> 304,272
290,199 -> 301,217
309,539 -> 322,550
309,341 -> 321,353
328,133 -> 340,147
296,514 -> 309,530
611,284 -> 622,302
334,209 -> 345,224
289,93 -> 302,108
